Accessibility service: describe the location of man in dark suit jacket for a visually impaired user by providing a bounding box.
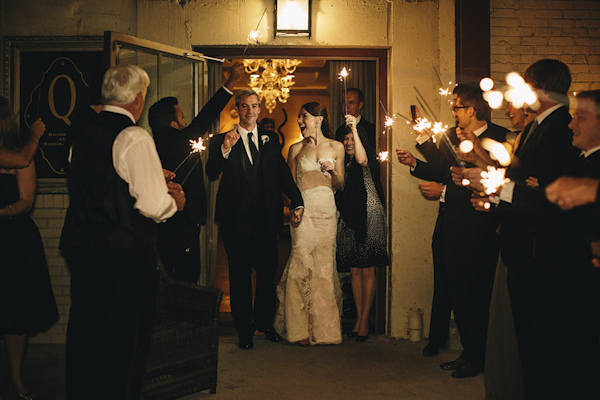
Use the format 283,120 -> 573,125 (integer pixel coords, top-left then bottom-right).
148,63 -> 244,283
397,82 -> 509,378
206,88 -> 304,350
334,88 -> 377,148
477,60 -> 579,399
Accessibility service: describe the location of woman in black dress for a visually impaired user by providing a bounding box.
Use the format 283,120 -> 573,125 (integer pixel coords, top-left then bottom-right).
0,96 -> 57,400
336,115 -> 388,341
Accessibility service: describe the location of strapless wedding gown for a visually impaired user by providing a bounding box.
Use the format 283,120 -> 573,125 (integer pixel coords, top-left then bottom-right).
274,156 -> 342,345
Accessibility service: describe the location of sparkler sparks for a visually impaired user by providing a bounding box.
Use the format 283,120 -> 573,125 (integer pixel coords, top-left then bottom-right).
378,151 -> 389,162
339,67 -> 350,115
247,30 -> 263,43
480,166 -> 510,195
173,137 -> 206,174
189,137 -> 205,153
384,115 -> 396,128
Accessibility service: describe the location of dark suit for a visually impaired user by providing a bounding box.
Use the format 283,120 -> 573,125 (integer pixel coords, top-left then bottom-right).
530,151 -> 600,399
412,123 -> 509,366
335,116 -> 376,148
206,127 -> 303,338
153,87 -> 232,282
494,106 -> 580,398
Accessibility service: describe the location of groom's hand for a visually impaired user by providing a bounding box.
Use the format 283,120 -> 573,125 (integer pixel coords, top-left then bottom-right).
222,126 -> 240,153
290,207 -> 304,228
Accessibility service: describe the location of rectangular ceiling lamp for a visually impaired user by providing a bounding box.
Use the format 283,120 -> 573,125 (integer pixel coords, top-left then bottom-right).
275,0 -> 312,38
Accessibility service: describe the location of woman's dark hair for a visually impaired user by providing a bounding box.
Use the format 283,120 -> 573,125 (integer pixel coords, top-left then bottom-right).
343,125 -> 369,147
0,96 -> 22,150
301,102 -> 330,138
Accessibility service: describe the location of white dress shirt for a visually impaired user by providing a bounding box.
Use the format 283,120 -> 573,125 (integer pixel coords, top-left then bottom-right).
104,105 -> 178,223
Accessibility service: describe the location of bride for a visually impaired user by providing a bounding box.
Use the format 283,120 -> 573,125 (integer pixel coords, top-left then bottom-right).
274,102 -> 346,346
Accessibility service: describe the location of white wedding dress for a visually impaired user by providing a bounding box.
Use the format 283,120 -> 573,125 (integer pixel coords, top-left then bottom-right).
275,156 -> 342,345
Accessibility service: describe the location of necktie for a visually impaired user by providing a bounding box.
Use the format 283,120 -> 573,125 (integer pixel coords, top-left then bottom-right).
521,119 -> 538,147
247,131 -> 259,164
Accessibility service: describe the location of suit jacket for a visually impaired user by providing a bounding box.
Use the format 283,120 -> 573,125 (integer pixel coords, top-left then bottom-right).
335,116 -> 377,148
497,106 -> 580,269
205,127 -> 303,235
411,123 -> 509,260
153,87 -> 232,225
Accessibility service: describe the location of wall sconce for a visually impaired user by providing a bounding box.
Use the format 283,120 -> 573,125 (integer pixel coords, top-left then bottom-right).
275,0 -> 312,38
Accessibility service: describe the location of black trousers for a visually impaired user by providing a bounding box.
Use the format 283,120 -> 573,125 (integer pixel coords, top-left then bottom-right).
427,215 -> 452,347
64,246 -> 157,400
157,213 -> 201,284
221,225 -> 278,339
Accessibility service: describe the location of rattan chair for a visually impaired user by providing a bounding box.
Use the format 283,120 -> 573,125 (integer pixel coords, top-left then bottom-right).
141,260 -> 223,399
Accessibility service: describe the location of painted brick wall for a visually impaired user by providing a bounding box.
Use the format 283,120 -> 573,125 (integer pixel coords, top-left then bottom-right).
490,0 -> 600,126
30,193 -> 70,344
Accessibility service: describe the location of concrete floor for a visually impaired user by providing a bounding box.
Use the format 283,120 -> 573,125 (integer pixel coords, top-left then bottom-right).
2,334 -> 484,400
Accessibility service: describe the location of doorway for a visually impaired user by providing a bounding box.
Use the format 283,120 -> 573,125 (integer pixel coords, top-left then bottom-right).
197,46 -> 390,335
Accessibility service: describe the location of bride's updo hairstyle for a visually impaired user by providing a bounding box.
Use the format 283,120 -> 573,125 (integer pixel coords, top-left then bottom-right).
301,102 -> 330,138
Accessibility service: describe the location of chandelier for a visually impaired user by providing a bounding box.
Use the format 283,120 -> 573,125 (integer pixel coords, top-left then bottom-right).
243,59 -> 301,113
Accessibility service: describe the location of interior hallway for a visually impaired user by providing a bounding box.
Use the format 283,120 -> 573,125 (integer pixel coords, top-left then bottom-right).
2,337 -> 484,400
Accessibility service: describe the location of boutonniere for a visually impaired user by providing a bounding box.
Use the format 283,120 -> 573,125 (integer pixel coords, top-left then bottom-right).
261,135 -> 269,145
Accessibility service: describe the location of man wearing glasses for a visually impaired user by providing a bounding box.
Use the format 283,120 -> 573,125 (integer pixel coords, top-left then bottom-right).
396,82 -> 509,378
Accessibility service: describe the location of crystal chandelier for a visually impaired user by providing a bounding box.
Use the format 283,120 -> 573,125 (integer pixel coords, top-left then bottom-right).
243,59 -> 301,113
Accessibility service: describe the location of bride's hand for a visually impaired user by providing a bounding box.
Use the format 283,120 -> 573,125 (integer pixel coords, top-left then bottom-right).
319,159 -> 335,175
291,207 -> 304,228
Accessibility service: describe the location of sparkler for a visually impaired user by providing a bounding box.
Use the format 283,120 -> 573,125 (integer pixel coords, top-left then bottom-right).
339,67 -> 350,115
172,137 -> 206,174
243,8 -> 267,57
378,151 -> 389,162
480,166 -> 510,195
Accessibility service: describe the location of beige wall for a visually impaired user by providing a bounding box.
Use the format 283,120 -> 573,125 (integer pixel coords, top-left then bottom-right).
2,0 -> 599,344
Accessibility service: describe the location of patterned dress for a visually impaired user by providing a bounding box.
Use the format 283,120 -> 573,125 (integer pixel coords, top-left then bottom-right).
336,165 -> 388,269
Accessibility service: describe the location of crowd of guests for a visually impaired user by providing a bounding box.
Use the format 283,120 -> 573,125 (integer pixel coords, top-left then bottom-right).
398,59 -> 600,399
2,56 -> 599,400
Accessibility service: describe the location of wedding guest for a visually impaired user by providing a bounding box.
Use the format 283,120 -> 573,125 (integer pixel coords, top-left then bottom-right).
336,117 -> 388,342
274,102 -> 344,346
0,96 -> 57,400
0,96 -> 46,169
396,82 -> 509,378
149,62 -> 244,283
60,64 -> 185,399
334,88 -> 376,148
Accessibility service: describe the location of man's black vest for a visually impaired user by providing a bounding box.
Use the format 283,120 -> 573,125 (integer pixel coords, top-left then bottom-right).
60,111 -> 156,250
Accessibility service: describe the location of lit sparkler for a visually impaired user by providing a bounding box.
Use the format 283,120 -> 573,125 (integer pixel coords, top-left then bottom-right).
480,166 -> 510,195
242,8 -> 268,57
378,151 -> 389,162
247,30 -> 263,44
173,137 -> 206,174
339,67 -> 350,115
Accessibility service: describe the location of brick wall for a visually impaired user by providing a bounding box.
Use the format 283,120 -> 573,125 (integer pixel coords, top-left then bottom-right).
30,193 -> 70,344
490,0 -> 600,126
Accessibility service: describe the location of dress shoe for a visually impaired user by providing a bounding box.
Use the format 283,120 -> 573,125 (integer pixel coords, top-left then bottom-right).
451,361 -> 483,378
238,337 -> 254,350
356,335 -> 369,342
439,357 -> 467,370
257,326 -> 283,342
422,343 -> 445,357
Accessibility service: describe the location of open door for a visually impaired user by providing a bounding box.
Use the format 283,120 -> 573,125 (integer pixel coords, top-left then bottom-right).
104,31 -> 225,287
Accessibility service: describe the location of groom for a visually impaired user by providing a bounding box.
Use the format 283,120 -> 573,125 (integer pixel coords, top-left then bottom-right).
206,88 -> 304,349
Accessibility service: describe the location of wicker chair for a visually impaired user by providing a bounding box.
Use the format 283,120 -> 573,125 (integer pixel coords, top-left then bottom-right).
141,260 -> 223,399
